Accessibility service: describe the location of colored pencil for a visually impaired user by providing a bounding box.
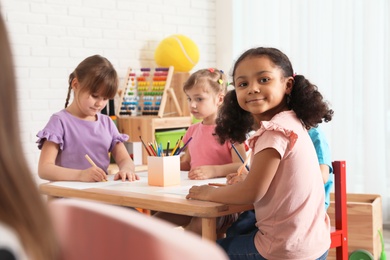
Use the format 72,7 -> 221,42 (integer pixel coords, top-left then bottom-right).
165,141 -> 170,156
175,136 -> 192,155
139,136 -> 152,156
159,143 -> 164,157
170,140 -> 179,156
148,142 -> 157,156
238,152 -> 251,176
170,136 -> 183,156
85,154 -> 97,167
231,143 -> 250,171
85,154 -> 107,182
208,183 -> 227,187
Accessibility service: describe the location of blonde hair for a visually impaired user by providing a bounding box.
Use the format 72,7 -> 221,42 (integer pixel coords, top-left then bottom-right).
183,68 -> 227,95
65,55 -> 119,108
0,13 -> 59,260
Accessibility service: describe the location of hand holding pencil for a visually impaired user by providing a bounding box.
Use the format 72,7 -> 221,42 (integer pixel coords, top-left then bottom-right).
237,152 -> 251,176
226,152 -> 251,185
231,143 -> 249,171
226,171 -> 247,185
84,154 -> 107,182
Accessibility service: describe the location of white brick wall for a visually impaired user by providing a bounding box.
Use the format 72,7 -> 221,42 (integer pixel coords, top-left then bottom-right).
1,0 -> 216,183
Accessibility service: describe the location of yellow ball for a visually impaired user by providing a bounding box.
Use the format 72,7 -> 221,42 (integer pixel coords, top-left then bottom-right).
154,34 -> 200,72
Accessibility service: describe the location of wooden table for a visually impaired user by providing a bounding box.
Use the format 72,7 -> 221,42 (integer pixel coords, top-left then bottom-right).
39,170 -> 252,241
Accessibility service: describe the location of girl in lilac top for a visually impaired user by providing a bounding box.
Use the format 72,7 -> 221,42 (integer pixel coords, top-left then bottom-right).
187,47 -> 334,260
37,55 -> 139,182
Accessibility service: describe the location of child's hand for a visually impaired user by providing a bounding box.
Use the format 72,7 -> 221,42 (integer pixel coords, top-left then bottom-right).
226,171 -> 248,185
186,185 -> 213,201
81,167 -> 107,182
113,169 -> 140,182
188,166 -> 215,180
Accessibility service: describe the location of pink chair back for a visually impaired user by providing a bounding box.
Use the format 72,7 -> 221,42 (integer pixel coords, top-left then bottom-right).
48,198 -> 228,260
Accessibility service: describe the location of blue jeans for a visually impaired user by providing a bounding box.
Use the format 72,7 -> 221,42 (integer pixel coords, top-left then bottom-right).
217,230 -> 266,260
226,210 -> 256,237
217,229 -> 329,260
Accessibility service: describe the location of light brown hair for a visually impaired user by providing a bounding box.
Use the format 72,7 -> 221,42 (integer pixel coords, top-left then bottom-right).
0,13 -> 59,259
183,68 -> 228,95
65,55 -> 118,108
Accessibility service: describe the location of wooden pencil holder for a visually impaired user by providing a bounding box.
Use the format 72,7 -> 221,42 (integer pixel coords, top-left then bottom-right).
147,155 -> 180,186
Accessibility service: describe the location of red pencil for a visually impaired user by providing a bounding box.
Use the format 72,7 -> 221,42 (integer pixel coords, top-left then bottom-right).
148,143 -> 157,156
139,136 -> 152,156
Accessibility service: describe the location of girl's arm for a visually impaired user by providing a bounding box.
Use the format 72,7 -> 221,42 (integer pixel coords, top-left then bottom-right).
188,142 -> 247,179
111,142 -> 139,181
187,148 -> 280,204
180,147 -> 191,170
320,164 -> 330,184
38,141 -> 107,182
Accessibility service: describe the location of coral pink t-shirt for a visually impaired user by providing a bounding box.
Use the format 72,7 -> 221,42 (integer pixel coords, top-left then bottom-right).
249,111 -> 331,260
183,122 -> 232,169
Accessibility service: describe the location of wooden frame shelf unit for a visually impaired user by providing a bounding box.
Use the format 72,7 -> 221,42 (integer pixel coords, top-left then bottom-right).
117,67 -> 191,164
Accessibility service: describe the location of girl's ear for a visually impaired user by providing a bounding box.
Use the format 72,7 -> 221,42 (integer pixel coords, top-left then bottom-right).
71,78 -> 79,90
217,93 -> 225,106
285,76 -> 294,95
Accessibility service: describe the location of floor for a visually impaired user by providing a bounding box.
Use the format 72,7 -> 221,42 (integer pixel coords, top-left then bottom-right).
384,228 -> 390,256
178,226 -> 390,257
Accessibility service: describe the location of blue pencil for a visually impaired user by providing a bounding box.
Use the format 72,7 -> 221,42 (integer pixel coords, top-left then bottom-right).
231,143 -> 250,171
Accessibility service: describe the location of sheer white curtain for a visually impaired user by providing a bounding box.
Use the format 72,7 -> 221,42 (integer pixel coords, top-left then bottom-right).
216,0 -> 390,224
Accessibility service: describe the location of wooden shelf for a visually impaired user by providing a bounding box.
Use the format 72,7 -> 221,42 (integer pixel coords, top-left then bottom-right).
117,116 -> 191,164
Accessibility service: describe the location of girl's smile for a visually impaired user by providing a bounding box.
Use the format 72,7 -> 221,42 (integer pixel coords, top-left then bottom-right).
245,97 -> 266,104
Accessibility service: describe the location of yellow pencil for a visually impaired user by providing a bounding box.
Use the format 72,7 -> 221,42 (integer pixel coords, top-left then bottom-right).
85,154 -> 97,167
85,154 -> 107,182
170,137 -> 182,156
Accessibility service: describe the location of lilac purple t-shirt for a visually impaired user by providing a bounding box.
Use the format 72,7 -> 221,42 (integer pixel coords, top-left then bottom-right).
36,109 -> 128,172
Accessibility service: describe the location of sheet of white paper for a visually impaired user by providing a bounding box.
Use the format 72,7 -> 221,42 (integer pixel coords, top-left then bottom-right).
45,171 -> 226,197
47,174 -> 120,189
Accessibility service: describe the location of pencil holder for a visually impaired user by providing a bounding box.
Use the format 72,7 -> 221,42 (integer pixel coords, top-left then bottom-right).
147,155 -> 180,186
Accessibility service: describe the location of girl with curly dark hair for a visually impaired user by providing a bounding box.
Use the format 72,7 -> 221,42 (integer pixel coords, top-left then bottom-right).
187,47 -> 333,260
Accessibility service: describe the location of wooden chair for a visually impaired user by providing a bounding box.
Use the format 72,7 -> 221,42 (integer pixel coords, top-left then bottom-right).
48,198 -> 228,260
330,160 -> 348,259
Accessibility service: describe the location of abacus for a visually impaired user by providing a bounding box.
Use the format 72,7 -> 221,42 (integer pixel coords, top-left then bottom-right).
117,69 -> 192,164
118,66 -> 182,118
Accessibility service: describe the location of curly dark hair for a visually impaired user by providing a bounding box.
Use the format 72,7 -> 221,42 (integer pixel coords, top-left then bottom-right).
215,47 -> 334,144
215,90 -> 253,144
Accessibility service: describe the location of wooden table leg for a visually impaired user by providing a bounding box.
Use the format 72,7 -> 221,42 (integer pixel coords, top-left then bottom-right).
201,217 -> 217,241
